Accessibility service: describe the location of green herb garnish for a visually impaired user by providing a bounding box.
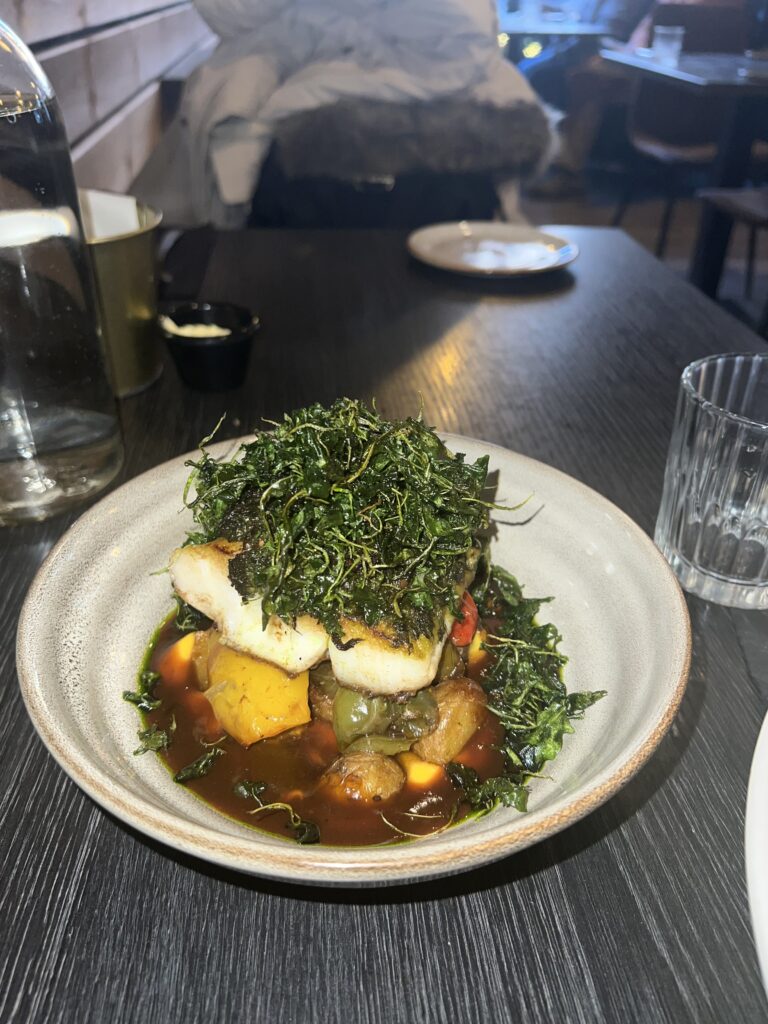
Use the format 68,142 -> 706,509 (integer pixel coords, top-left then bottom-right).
183,399 -> 490,645
451,566 -> 605,814
133,723 -> 170,756
234,780 -> 320,845
446,764 -> 529,813
174,747 -> 224,783
250,803 -> 320,846
123,669 -> 162,712
233,779 -> 267,801
174,596 -> 211,635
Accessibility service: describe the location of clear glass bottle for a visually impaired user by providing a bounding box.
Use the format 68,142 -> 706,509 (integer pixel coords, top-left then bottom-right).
0,20 -> 123,524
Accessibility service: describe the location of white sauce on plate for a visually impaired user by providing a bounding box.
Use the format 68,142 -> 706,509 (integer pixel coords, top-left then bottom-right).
159,315 -> 231,339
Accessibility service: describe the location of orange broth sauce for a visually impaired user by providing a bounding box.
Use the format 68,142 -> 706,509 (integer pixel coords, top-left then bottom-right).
143,618 -> 505,846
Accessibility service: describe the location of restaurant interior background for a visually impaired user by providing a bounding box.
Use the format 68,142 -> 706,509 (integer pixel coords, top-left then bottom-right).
2,0 -> 767,335
4,3 -> 768,1017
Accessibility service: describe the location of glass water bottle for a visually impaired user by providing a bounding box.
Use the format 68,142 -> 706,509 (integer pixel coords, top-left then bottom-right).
0,20 -> 123,524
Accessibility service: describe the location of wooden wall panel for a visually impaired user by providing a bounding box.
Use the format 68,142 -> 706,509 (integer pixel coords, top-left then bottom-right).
38,33 -> 91,140
160,36 -> 218,126
72,83 -> 163,193
38,6 -> 212,144
1,0 -> 215,193
0,0 -> 191,47
133,7 -> 211,88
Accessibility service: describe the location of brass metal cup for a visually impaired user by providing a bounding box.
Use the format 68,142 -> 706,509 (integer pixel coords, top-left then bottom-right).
80,189 -> 163,397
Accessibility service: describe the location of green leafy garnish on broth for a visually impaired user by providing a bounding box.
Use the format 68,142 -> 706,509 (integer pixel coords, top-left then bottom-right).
173,595 -> 211,635
133,723 -> 170,756
123,669 -> 162,712
174,747 -> 224,783
446,764 -> 529,813
234,780 -> 320,845
290,819 -> 321,845
451,566 -> 605,814
182,398 -> 490,645
232,779 -> 267,801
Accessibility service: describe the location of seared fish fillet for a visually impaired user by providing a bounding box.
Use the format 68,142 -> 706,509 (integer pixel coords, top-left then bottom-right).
170,541 -> 477,694
169,541 -> 328,675
328,617 -> 450,696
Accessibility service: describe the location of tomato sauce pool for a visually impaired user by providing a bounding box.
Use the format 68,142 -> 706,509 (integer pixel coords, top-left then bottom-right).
142,618 -> 505,847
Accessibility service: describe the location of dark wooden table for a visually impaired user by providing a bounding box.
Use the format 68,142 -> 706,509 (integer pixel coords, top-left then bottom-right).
2,228 -> 768,1023
601,50 -> 768,299
602,50 -> 768,94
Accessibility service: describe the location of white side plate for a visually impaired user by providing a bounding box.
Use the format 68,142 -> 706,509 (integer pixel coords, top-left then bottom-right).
407,222 -> 578,276
747,710 -> 768,993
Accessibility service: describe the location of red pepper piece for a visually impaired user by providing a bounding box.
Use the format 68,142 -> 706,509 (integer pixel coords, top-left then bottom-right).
450,591 -> 479,647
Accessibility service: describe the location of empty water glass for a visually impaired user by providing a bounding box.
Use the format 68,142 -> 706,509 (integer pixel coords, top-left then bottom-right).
655,353 -> 768,609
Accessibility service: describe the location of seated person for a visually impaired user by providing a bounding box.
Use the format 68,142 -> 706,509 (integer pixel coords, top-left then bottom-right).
137,0 -> 551,228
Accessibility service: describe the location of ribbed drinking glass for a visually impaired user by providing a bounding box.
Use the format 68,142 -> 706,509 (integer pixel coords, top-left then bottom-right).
655,353 -> 768,609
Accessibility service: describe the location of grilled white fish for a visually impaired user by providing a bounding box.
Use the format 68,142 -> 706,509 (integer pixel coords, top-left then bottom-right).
169,541 -> 328,676
328,616 -> 450,695
170,541 -> 477,694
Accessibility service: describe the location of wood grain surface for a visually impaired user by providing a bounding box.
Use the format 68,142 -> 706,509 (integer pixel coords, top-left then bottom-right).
2,227 -> 767,1023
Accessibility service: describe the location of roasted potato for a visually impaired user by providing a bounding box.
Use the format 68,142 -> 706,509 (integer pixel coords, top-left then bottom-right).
323,752 -> 404,802
412,678 -> 486,765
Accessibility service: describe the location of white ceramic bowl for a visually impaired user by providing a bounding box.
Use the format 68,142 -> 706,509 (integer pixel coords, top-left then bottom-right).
16,435 -> 690,886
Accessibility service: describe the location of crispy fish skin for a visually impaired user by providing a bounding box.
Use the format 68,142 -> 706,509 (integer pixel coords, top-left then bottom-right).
170,541 -> 478,694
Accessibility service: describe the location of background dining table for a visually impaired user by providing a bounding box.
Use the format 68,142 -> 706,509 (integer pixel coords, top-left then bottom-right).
497,3 -> 608,38
2,226 -> 768,1023
600,49 -> 768,300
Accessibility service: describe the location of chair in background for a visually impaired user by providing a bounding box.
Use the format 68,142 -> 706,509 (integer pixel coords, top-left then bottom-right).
697,186 -> 768,333
612,3 -> 747,257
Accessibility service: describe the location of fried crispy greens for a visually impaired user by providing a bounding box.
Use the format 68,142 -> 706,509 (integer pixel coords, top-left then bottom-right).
181,399 -> 489,645
448,565 -> 605,815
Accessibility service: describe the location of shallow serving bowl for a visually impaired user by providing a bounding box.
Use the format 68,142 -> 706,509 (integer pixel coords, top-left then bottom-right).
16,435 -> 691,886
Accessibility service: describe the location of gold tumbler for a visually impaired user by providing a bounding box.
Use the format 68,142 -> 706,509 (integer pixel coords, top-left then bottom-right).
79,189 -> 163,397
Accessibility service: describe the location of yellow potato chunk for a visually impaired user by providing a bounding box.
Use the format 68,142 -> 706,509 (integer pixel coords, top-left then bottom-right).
204,643 -> 310,747
467,627 -> 489,673
398,752 -> 446,789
